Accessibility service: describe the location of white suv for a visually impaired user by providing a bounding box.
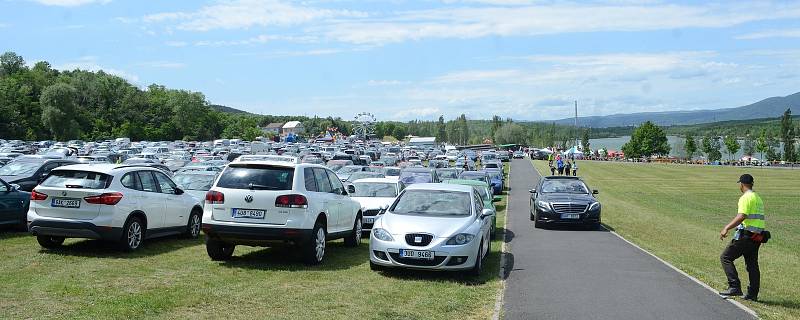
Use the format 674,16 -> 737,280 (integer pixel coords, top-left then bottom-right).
28,164 -> 203,251
201,160 -> 363,264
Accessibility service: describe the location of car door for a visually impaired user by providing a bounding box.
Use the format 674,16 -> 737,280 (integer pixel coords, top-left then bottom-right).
154,171 -> 186,228
326,169 -> 353,232
0,179 -> 25,224
136,171 -> 167,229
312,168 -> 339,232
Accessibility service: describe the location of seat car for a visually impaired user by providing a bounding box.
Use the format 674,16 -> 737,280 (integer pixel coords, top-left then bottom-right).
444,179 -> 499,239
200,160 -> 363,264
0,157 -> 78,192
0,177 -> 30,230
369,184 -> 493,276
27,164 -> 204,251
529,176 -> 601,229
349,178 -> 404,234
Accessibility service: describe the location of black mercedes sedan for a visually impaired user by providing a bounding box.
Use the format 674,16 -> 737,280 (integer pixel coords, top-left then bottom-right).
529,176 -> 601,229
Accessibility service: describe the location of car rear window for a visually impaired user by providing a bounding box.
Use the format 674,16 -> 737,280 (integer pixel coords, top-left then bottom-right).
41,170 -> 111,189
216,164 -> 294,190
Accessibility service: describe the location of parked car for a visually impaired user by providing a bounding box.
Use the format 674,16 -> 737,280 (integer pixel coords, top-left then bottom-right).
398,167 -> 438,186
382,166 -> 401,180
201,160 -> 363,264
513,151 -> 525,159
28,164 -> 204,251
0,157 -> 77,192
435,168 -> 462,181
172,171 -> 218,202
457,171 -> 490,186
529,176 -> 601,229
0,177 -> 30,230
345,171 -> 385,183
369,183 -> 492,276
484,170 -> 504,195
444,179 -> 499,239
349,178 -> 404,234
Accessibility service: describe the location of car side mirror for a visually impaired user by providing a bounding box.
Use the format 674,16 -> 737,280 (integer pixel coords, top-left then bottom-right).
346,185 -> 356,194
592,189 -> 599,195
9,184 -> 20,192
492,196 -> 501,202
480,208 -> 494,219
174,188 -> 184,195
529,189 -> 537,194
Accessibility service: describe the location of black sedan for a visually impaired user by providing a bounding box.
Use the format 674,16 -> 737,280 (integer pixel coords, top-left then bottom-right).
0,177 -> 30,230
529,176 -> 601,229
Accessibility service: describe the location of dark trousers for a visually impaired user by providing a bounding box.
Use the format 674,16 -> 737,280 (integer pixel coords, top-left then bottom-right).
720,236 -> 761,294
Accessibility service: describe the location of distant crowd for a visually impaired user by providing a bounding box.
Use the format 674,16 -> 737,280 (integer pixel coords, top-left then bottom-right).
547,153 -> 578,177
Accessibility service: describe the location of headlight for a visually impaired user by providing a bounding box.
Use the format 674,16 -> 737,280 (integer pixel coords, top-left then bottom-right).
536,200 -> 552,211
446,233 -> 476,245
372,228 -> 394,241
589,202 -> 601,211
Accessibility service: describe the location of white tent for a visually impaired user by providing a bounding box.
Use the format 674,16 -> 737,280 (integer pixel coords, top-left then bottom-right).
562,146 -> 584,159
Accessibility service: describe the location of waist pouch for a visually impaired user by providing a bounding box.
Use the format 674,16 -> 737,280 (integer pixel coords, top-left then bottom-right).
750,231 -> 771,244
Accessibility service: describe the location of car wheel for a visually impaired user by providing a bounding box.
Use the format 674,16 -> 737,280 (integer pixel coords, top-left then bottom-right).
534,215 -> 543,229
468,241 -> 484,277
36,235 -> 64,249
119,216 -> 144,251
185,210 -> 202,239
344,215 -> 362,247
206,238 -> 235,261
369,261 -> 383,271
303,221 -> 326,265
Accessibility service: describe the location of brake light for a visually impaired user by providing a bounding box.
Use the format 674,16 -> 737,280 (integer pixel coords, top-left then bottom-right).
275,194 -> 308,208
31,190 -> 48,201
84,192 -> 124,205
206,191 -> 225,204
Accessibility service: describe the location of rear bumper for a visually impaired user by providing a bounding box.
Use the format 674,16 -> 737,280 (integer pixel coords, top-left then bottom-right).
28,220 -> 122,240
202,222 -> 313,245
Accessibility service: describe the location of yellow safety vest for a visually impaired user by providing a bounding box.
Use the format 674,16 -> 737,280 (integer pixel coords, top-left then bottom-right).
738,190 -> 765,233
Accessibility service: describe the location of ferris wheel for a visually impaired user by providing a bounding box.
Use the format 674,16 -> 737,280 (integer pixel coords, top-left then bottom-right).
353,112 -> 376,139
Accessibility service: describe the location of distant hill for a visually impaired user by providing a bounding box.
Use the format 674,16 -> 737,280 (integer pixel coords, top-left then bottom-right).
549,92 -> 800,128
210,104 -> 253,115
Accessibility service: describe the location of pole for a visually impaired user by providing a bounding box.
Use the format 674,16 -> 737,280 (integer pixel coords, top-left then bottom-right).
574,100 -> 579,149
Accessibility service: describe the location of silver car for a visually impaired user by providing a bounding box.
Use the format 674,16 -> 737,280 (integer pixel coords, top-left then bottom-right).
369,183 -> 492,276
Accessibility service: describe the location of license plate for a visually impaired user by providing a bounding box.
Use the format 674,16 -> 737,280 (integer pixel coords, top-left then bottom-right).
364,217 -> 375,224
400,249 -> 434,260
232,208 -> 266,219
561,213 -> 580,219
51,198 -> 81,208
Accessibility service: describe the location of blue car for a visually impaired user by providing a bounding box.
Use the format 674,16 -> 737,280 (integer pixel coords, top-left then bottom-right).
484,170 -> 504,195
0,177 -> 30,230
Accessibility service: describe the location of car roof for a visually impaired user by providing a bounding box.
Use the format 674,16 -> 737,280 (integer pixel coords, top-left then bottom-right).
401,167 -> 433,172
351,178 -> 399,184
542,176 -> 582,181
53,163 -> 158,174
174,170 -> 218,176
443,179 -> 489,187
404,183 -> 473,193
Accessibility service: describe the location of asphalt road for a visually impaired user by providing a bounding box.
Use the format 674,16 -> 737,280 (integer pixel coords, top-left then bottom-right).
502,159 -> 754,320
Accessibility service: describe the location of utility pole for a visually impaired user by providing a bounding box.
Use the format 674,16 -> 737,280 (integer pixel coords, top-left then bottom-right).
574,100 -> 579,149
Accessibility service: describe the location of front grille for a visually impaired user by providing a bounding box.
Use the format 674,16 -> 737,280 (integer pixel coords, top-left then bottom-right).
552,203 -> 588,214
363,209 -> 381,217
389,253 -> 447,266
405,233 -> 434,246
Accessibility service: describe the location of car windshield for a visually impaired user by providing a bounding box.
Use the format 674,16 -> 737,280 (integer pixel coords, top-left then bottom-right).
41,170 -> 110,189
391,190 -> 471,216
473,186 -> 490,201
352,182 -> 397,197
337,166 -> 363,174
0,160 -> 43,176
347,172 -> 383,182
328,164 -> 346,172
438,170 -> 459,180
458,172 -> 485,181
541,180 -> 589,194
399,171 -> 431,184
216,165 -> 293,190
173,174 -> 216,191
383,168 -> 400,176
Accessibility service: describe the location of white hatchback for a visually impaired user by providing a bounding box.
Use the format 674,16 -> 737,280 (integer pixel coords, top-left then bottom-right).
28,164 -> 203,251
201,160 -> 363,264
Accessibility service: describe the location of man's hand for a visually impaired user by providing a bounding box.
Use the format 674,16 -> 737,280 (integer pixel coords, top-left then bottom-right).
720,228 -> 729,240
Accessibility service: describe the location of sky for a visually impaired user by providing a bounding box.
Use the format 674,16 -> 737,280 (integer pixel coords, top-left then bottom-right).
1,0 -> 799,121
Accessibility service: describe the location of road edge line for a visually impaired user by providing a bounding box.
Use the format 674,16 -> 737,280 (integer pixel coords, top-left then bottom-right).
492,162 -> 512,320
606,229 -> 759,318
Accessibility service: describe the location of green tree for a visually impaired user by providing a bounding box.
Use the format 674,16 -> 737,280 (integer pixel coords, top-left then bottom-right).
581,129 -> 590,152
0,51 -> 26,76
742,131 -> 755,157
436,115 -> 447,143
781,109 -> 796,162
494,123 -> 526,145
755,129 -> 768,160
684,133 -> 697,160
621,121 -> 671,158
491,115 -> 502,136
723,135 -> 740,161
707,137 -> 723,162
40,83 -> 81,140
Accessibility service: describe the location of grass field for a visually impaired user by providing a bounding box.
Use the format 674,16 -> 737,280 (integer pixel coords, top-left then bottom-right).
0,168 -> 509,320
532,160 -> 799,320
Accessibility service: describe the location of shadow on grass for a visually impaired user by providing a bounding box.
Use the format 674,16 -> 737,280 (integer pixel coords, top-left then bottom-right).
375,249 -> 503,286
219,241 -> 366,271
758,298 -> 800,310
0,228 -> 30,239
38,236 -> 202,258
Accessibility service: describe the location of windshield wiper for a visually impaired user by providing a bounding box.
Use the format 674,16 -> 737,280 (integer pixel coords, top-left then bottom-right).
65,184 -> 85,189
248,183 -> 279,190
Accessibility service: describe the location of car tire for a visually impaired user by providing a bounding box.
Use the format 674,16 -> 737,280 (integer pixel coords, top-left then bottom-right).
184,210 -> 202,239
206,238 -> 235,261
119,216 -> 145,252
36,235 -> 64,249
303,221 -> 326,265
369,261 -> 383,271
468,241 -> 484,277
343,215 -> 362,247
534,216 -> 543,229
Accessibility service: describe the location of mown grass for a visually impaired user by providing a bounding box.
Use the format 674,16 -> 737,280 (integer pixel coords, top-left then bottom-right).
532,160 -> 800,320
0,188 -> 508,320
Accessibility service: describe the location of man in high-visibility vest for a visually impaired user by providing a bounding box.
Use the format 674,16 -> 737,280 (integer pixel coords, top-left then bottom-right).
718,174 -> 765,301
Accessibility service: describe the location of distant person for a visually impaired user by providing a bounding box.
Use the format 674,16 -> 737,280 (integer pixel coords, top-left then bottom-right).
556,158 -> 565,175
572,160 -> 578,176
549,163 -> 556,176
564,159 -> 572,177
547,152 -> 554,166
718,174 -> 768,302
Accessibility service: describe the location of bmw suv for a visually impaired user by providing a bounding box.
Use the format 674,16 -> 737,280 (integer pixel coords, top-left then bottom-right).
201,160 -> 363,264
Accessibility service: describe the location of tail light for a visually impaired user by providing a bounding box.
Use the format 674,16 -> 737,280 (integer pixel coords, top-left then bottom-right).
206,191 -> 225,204
84,192 -> 124,205
275,194 -> 308,208
31,190 -> 48,201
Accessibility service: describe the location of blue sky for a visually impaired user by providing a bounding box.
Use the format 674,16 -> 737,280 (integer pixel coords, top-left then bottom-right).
2,0 -> 799,121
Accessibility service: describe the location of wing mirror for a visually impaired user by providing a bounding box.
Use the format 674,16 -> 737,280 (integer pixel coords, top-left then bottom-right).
480,209 -> 494,219
347,184 -> 356,194
174,188 -> 185,195
10,184 -> 20,191
529,189 -> 537,194
592,189 -> 599,195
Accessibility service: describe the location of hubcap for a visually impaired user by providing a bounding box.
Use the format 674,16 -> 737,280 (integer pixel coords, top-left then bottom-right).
355,218 -> 362,243
315,228 -> 325,261
128,221 -> 142,249
190,215 -> 201,236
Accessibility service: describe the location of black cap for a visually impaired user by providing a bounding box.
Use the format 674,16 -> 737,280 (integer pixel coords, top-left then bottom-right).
738,174 -> 754,185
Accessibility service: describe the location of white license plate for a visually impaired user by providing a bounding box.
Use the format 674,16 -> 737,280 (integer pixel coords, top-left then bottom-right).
364,217 -> 375,224
51,198 -> 81,208
232,209 -> 266,219
400,249 -> 434,260
561,213 -> 580,219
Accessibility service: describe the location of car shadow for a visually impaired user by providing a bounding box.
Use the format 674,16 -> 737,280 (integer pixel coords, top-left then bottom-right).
37,236 -> 202,258
502,252 -> 516,280
536,224 -> 610,232
375,249 -> 503,286
503,229 -> 515,243
0,228 -> 30,239
218,241 -> 366,271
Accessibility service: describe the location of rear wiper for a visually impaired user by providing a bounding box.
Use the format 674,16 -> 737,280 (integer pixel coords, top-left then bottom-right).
248,183 -> 278,190
65,184 -> 84,189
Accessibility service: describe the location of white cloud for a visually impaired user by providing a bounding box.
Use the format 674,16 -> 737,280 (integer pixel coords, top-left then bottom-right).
736,28 -> 800,40
193,34 -> 317,47
32,0 -> 110,7
391,107 -> 441,119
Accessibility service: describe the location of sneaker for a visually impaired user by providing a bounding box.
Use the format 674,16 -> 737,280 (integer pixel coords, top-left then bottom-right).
719,288 -> 743,297
742,294 -> 758,302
